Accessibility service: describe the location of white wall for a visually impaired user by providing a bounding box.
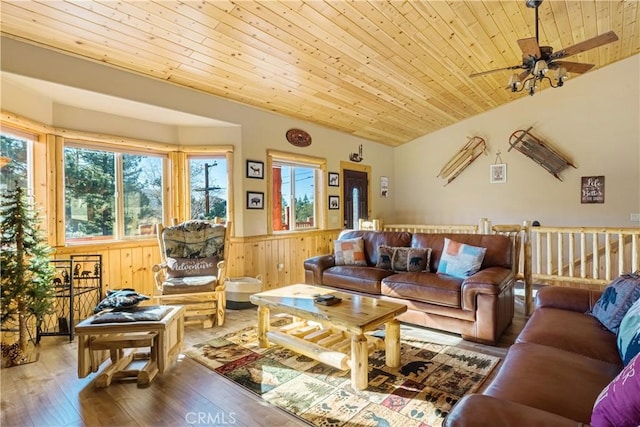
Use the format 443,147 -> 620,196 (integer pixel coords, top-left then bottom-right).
394,54 -> 640,227
1,37 -> 637,231
0,37 -> 395,236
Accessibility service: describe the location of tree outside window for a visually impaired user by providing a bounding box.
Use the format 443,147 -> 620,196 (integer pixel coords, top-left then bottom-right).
123,154 -> 163,236
64,146 -> 164,240
272,162 -> 318,231
1,132 -> 31,192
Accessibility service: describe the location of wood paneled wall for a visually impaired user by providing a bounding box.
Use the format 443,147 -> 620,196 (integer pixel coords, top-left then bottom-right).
52,229 -> 340,298
226,229 -> 338,290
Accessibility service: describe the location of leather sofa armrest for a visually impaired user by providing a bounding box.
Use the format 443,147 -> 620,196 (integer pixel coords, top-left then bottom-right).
444,395 -> 580,427
304,254 -> 335,285
535,285 -> 603,313
461,267 -> 512,311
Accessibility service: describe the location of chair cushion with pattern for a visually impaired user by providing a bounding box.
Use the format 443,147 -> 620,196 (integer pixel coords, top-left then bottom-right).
162,220 -> 226,259
161,276 -> 218,295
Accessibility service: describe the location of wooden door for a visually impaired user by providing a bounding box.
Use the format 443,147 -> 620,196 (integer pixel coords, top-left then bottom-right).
343,169 -> 368,229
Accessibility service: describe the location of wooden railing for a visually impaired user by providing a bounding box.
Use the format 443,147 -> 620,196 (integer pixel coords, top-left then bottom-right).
529,226 -> 639,287
383,219 -> 640,315
383,223 -> 480,234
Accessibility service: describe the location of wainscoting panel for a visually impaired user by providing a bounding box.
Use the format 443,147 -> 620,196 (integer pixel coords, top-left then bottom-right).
226,229 -> 339,290
51,229 -> 340,298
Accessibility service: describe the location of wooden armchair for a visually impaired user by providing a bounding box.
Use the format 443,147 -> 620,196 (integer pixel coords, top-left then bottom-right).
151,220 -> 230,328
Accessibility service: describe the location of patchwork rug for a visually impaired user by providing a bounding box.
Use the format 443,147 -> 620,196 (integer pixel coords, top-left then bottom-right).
185,318 -> 500,426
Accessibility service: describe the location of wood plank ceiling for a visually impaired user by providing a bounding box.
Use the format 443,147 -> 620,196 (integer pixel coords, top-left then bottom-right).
1,1 -> 638,146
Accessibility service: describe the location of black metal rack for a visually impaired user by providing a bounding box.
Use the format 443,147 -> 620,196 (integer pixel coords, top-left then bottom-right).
37,254 -> 102,342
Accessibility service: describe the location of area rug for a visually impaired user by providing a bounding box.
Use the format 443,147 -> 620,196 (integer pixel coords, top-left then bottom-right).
185,317 -> 500,427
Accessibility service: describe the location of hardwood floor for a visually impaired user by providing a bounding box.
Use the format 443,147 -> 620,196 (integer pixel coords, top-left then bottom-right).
1,291 -> 529,427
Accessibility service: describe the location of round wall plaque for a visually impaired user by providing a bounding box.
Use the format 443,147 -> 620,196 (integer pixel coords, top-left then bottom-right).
286,128 -> 312,147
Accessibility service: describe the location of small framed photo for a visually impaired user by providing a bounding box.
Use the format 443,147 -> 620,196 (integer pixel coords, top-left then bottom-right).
247,191 -> 264,209
328,195 -> 340,210
490,164 -> 507,184
380,176 -> 389,197
246,160 -> 264,179
328,172 -> 340,187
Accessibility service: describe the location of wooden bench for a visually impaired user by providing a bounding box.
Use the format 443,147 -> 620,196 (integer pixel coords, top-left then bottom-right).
76,305 -> 185,388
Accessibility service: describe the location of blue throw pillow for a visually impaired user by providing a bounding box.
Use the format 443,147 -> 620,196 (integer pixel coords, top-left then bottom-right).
591,272 -> 640,334
437,238 -> 486,279
617,297 -> 640,365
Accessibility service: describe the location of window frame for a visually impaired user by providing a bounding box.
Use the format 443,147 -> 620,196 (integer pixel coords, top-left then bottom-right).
0,124 -> 49,199
62,139 -> 169,243
183,150 -> 234,223
2,113 -> 235,246
266,149 -> 327,234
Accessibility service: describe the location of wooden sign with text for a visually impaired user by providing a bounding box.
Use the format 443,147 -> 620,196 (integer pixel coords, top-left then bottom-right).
581,176 -> 605,204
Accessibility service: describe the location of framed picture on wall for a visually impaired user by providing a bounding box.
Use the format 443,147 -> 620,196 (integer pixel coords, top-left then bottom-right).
490,164 -> 507,184
380,176 -> 389,197
328,172 -> 340,187
328,195 -> 340,210
581,176 -> 605,204
246,160 -> 264,179
247,191 -> 264,209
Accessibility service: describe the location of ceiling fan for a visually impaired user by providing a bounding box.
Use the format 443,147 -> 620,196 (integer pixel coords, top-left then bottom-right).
469,0 -> 618,95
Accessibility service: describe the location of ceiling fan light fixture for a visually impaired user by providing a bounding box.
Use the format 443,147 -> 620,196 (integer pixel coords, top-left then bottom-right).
507,73 -> 522,91
533,60 -> 548,78
469,0 -> 618,97
555,67 -> 568,86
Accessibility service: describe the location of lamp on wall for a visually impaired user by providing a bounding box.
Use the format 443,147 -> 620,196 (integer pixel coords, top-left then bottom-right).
349,144 -> 363,163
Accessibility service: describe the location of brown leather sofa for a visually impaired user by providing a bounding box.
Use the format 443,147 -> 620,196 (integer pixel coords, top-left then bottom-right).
444,286 -> 623,426
304,230 -> 518,344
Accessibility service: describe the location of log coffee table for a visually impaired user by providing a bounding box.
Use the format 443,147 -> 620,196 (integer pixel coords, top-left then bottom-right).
249,284 -> 407,390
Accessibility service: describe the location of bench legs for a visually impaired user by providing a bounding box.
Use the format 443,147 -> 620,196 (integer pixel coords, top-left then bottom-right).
89,332 -> 159,388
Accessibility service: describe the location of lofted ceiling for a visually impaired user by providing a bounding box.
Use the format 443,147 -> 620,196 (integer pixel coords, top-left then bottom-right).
1,1 -> 638,146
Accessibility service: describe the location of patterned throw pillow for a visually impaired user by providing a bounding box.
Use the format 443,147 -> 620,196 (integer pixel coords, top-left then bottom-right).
376,245 -> 394,270
591,353 -> 640,427
334,238 -> 367,266
166,256 -> 218,279
376,245 -> 430,272
162,221 -> 226,259
617,297 -> 640,365
591,272 -> 640,334
437,238 -> 487,279
93,289 -> 150,314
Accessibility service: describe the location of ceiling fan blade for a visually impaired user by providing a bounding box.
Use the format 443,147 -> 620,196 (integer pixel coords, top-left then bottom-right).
551,31 -> 618,59
469,65 -> 523,78
551,61 -> 595,74
517,37 -> 541,58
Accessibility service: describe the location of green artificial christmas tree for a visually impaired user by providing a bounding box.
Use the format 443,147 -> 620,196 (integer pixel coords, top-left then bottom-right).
1,184 -> 55,366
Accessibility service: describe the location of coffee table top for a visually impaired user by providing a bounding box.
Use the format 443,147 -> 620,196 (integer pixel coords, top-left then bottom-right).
250,284 -> 407,334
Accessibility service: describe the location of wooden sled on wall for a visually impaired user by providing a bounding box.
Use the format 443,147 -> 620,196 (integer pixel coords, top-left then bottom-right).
508,126 -> 576,181
437,136 -> 487,186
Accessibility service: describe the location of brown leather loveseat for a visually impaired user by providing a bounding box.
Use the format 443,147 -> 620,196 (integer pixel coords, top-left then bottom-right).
304,230 -> 519,344
444,286 -> 623,426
